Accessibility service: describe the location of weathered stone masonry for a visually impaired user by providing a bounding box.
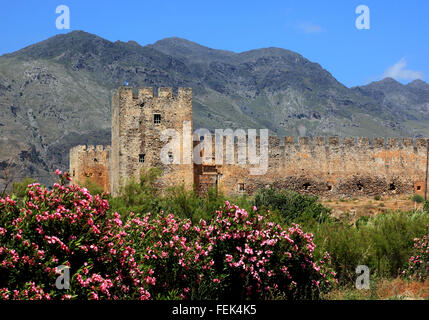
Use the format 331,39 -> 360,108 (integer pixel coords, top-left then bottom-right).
70,86 -> 429,198
69,145 -> 111,192
71,86 -> 193,196
210,136 -> 428,198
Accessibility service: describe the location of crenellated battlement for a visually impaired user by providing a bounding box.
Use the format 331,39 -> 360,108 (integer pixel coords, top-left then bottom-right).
209,135 -> 428,152
275,136 -> 428,149
70,144 -> 111,154
199,134 -> 429,161
115,86 -> 192,102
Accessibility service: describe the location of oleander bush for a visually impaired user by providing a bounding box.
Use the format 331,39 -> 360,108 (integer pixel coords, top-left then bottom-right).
129,202 -> 337,300
402,226 -> 429,281
0,170 -> 150,300
0,171 -> 336,300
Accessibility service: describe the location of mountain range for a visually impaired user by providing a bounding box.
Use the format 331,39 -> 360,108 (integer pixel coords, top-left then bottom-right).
1,30 -> 429,187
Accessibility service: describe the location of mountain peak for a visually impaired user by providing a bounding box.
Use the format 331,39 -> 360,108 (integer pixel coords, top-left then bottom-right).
35,30 -> 105,45
358,77 -> 404,91
406,79 -> 429,89
154,37 -> 203,47
154,37 -> 234,52
364,77 -> 429,91
379,77 -> 403,86
66,30 -> 96,36
150,37 -> 236,63
4,30 -> 110,59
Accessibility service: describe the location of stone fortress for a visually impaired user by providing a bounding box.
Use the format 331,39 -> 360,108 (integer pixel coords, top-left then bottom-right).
70,86 -> 429,198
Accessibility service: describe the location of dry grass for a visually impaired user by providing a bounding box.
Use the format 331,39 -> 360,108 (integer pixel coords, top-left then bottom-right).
376,278 -> 429,300
321,195 -> 424,222
325,278 -> 429,300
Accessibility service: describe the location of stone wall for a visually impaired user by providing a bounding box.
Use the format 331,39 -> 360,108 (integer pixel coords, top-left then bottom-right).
198,135 -> 429,198
69,145 -> 110,192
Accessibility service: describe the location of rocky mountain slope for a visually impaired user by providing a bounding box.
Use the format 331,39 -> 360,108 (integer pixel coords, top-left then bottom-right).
1,30 -> 429,187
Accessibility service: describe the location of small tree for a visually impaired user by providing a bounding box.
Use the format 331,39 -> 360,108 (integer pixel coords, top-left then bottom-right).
411,194 -> 424,204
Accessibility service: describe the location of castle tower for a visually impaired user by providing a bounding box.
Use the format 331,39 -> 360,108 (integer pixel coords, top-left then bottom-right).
110,86 -> 193,195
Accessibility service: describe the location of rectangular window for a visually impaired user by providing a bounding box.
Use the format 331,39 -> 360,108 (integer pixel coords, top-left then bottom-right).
139,153 -> 145,163
154,113 -> 161,124
238,183 -> 245,191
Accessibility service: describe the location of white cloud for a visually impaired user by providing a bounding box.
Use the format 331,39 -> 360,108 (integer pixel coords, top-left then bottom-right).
297,22 -> 325,34
382,58 -> 424,81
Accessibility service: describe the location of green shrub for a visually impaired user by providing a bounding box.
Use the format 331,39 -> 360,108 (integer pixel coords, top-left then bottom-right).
161,185 -> 202,221
370,211 -> 429,277
355,215 -> 370,229
374,195 -> 381,201
109,168 -> 162,218
313,221 -> 372,284
253,187 -> 331,228
411,194 -> 424,203
200,187 -> 226,220
313,210 -> 429,284
81,177 -> 104,196
11,177 -> 37,201
160,185 -> 227,223
109,168 -> 225,223
423,200 -> 429,213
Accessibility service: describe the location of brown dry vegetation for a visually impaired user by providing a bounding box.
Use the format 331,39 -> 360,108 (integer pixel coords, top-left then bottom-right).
322,195 -> 424,222
326,278 -> 429,300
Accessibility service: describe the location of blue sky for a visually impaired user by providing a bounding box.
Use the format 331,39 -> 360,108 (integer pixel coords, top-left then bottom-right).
0,0 -> 427,87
